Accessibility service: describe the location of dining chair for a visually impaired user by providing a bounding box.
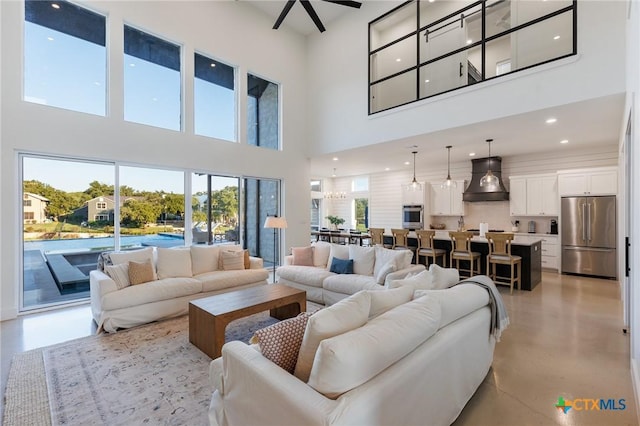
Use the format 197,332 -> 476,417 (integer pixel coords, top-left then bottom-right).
391,228 -> 415,263
348,229 -> 362,245
329,230 -> 346,245
368,228 -> 386,247
486,232 -> 522,294
415,230 -> 447,267
449,231 -> 481,278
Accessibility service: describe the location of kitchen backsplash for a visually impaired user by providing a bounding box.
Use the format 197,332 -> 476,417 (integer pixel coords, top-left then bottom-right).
427,200 -> 558,233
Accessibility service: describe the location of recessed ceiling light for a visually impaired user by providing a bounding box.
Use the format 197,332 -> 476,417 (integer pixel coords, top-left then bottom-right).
560,139 -> 569,144
404,161 -> 410,166
424,79 -> 430,83
51,3 -> 60,9
130,63 -> 136,67
210,63 -> 216,67
546,117 -> 557,124
385,167 -> 390,171
469,152 -> 476,157
332,157 -> 339,161
553,35 -> 560,40
47,37 -> 54,41
466,39 -> 473,45
428,0 -> 435,3
396,58 -> 401,62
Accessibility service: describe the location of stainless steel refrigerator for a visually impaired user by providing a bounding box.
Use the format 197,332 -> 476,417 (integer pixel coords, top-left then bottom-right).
561,196 -> 616,279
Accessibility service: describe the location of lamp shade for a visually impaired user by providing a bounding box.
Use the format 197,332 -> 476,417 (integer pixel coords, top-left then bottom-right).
264,216 -> 288,229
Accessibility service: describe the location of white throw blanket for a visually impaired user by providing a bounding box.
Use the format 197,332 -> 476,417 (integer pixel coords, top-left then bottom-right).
450,275 -> 510,341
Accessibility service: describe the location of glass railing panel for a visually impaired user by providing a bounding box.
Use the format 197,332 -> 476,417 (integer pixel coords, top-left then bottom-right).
370,70 -> 417,113
420,4 -> 482,63
370,35 -> 417,82
511,0 -> 572,27
419,0 -> 476,30
484,0 -> 512,38
418,55 -> 471,99
370,2 -> 417,51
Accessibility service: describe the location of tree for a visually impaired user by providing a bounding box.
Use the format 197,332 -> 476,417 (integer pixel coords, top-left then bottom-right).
84,181 -> 114,198
120,199 -> 161,228
211,186 -> 238,224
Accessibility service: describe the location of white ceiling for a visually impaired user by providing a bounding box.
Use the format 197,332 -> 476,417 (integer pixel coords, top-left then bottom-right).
241,2 -> 625,179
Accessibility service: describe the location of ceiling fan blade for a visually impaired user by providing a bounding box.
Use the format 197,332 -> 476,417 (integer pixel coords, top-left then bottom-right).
300,0 -> 326,33
322,0 -> 362,8
273,0 -> 296,30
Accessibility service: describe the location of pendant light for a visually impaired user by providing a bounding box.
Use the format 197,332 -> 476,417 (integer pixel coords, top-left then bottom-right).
441,145 -> 457,189
479,138 -> 500,189
408,150 -> 422,192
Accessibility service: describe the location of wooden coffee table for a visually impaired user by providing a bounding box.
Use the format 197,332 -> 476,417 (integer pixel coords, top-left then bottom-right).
188,284 -> 307,359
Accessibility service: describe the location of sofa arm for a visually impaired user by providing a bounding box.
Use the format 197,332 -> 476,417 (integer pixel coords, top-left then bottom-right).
212,341 -> 336,426
284,255 -> 294,266
384,264 -> 426,287
249,256 -> 264,269
89,269 -> 118,328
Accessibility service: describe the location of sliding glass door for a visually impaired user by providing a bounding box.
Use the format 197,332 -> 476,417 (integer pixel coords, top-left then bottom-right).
243,178 -> 281,269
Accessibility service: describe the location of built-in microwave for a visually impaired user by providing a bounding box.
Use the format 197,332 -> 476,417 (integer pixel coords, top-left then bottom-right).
402,204 -> 424,230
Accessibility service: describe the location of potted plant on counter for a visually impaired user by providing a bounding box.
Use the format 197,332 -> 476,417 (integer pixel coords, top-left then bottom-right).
326,215 -> 345,231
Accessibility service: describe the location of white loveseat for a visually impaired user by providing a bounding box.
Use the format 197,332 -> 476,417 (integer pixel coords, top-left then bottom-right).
276,241 -> 425,305
208,280 -> 499,426
90,245 -> 269,332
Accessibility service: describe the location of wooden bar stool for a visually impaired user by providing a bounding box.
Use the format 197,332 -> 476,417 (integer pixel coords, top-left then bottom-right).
415,230 -> 447,267
486,232 -> 522,294
449,231 -> 481,278
391,228 -> 416,263
368,228 -> 392,248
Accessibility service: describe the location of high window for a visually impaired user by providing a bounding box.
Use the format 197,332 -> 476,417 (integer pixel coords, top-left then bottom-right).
369,0 -> 576,114
194,53 -> 236,141
24,0 -> 106,115
124,25 -> 181,130
247,74 -> 279,150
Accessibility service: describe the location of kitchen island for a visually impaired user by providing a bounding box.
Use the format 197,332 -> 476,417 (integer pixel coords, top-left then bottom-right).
384,233 -> 542,291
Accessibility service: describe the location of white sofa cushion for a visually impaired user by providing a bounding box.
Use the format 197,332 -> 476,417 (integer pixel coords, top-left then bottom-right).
429,263 -> 460,289
327,244 -> 349,269
389,269 -> 434,290
373,247 -> 412,284
157,247 -> 193,279
311,241 -> 331,268
101,277 -> 202,311
322,274 -> 379,295
348,245 -> 375,276
190,245 -> 221,275
108,247 -> 157,280
277,266 -> 334,288
367,285 -> 414,319
414,283 -> 489,329
195,269 -> 269,292
307,295 -> 442,398
374,260 -> 396,285
294,291 -> 371,383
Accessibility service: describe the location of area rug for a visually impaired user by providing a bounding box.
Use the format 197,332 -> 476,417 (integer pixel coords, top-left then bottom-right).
3,307 -> 319,426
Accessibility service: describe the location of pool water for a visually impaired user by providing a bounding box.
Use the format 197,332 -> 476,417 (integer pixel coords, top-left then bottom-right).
24,234 -> 184,254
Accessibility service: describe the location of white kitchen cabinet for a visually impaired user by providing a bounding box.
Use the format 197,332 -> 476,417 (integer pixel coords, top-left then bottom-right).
509,177 -> 527,216
540,235 -> 559,271
509,174 -> 558,216
401,183 -> 425,205
557,168 -> 617,196
430,181 -> 465,216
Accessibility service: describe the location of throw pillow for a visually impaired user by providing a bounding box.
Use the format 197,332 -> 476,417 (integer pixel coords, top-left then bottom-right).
311,241 -> 331,267
291,246 -> 314,266
374,260 -> 396,285
329,257 -> 353,274
388,269 -> 435,290
294,291 -> 371,383
190,245 -> 220,275
128,260 -> 156,285
367,285 -> 414,319
216,245 -> 244,269
220,250 -> 245,271
348,245 -> 375,276
109,247 -> 157,280
249,312 -> 313,373
104,262 -> 130,290
156,247 -> 193,279
429,263 -> 460,289
327,243 -> 349,269
97,251 -> 113,272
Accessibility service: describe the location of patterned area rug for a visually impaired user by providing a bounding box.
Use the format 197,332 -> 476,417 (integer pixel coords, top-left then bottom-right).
3,308 -> 309,426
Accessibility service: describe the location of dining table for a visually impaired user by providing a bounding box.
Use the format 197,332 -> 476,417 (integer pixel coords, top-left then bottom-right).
310,230 -> 372,246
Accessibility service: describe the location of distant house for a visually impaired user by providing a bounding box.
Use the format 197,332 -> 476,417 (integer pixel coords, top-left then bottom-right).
23,192 -> 49,223
71,195 -> 139,223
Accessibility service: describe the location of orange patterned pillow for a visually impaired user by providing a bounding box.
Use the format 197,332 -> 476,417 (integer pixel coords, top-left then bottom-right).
250,312 -> 313,374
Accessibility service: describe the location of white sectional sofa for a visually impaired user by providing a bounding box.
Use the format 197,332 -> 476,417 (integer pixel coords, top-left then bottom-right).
208,280 -> 500,426
276,241 -> 425,305
90,245 -> 269,332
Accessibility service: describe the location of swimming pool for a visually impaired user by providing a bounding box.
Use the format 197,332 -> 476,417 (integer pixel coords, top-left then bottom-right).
24,234 -> 184,254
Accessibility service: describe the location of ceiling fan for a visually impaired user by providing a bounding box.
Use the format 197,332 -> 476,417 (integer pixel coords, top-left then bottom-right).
273,0 -> 362,33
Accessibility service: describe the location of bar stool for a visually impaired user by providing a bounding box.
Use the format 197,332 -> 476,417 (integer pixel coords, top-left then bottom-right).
449,231 -> 481,278
415,230 -> 447,267
368,228 -> 389,247
391,228 -> 416,262
486,232 -> 521,294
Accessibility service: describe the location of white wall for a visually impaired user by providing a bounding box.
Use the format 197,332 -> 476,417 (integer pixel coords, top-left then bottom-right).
330,145 -> 618,232
307,0 -> 627,155
0,0 -> 311,320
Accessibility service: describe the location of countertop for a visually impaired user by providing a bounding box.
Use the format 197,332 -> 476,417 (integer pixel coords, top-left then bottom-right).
433,235 -> 541,246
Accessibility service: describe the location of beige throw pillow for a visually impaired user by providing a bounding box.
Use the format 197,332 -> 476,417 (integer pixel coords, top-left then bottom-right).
249,312 -> 313,373
220,250 -> 245,271
291,246 -> 314,266
128,260 -> 156,285
104,263 -> 130,290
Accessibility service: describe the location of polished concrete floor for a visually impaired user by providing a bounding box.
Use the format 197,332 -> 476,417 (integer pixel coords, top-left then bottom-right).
1,272 -> 637,425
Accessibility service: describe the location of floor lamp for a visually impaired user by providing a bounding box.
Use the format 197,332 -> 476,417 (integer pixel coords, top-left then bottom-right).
264,215 -> 287,284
